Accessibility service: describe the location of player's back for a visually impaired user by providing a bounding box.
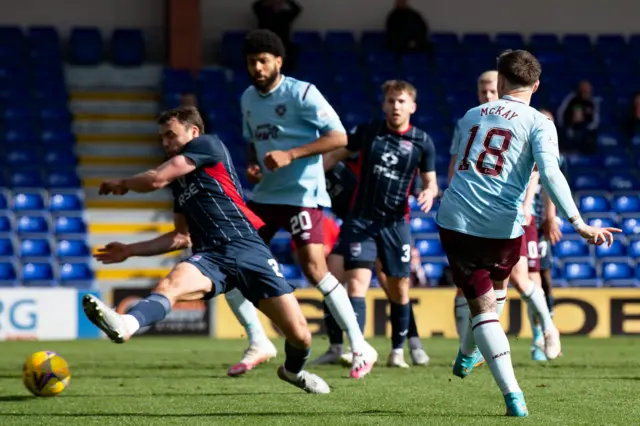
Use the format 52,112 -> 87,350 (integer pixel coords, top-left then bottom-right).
438,96 -> 548,239
241,76 -> 343,208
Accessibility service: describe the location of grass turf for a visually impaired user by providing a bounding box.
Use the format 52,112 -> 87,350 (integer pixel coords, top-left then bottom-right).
0,337 -> 638,425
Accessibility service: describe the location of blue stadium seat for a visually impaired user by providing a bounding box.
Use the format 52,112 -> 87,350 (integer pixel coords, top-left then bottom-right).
54,215 -> 87,235
604,154 -> 633,169
603,262 -> 636,287
461,33 -> 492,49
270,234 -> 293,264
579,195 -> 609,213
360,31 -> 387,51
0,213 -> 13,232
325,31 -> 357,50
162,68 -> 194,93
597,132 -> 623,150
4,128 -> 39,146
4,106 -> 33,121
562,34 -> 592,51
0,237 -> 15,257
292,31 -> 323,48
430,32 -> 458,49
69,27 -> 103,65
629,239 -> 640,257
59,262 -> 94,287
0,191 -> 8,210
587,217 -> 617,229
612,194 -> 640,213
563,261 -> 600,287
13,191 -> 45,211
529,33 -> 560,50
415,238 -> 444,257
0,261 -> 18,286
495,33 -> 525,50
21,261 -> 56,286
57,239 -> 90,259
596,34 -> 627,52
40,106 -> 73,123
609,173 -> 640,191
10,170 -> 44,188
280,264 -> 302,281
47,171 -> 81,189
16,213 -> 50,235
410,217 -> 437,234
555,238 -> 588,258
43,148 -> 78,168
111,29 -> 144,66
49,192 -> 83,212
20,237 -> 52,258
408,195 -> 420,212
595,239 -> 626,258
423,261 -> 446,282
571,174 -> 607,191
41,129 -> 75,146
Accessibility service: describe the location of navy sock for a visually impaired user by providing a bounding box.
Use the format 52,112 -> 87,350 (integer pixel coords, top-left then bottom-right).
407,302 -> 419,339
349,297 -> 366,333
323,302 -> 343,345
284,340 -> 310,374
390,302 -> 411,350
546,294 -> 555,316
128,293 -> 171,328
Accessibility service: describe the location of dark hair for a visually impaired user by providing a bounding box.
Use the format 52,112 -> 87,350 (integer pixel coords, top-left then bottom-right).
497,50 -> 542,88
157,106 -> 205,134
243,29 -> 286,58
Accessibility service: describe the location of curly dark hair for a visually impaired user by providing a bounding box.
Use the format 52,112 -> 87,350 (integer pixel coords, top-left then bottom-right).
243,29 -> 286,58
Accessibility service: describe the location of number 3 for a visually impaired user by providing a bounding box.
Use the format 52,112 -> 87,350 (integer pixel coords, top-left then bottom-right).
290,211 -> 313,235
459,126 -> 513,176
401,244 -> 411,262
268,259 -> 284,278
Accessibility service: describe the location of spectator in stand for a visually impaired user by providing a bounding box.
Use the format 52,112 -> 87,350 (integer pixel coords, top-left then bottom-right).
385,0 -> 432,56
556,80 -> 600,153
252,0 -> 301,72
623,91 -> 640,142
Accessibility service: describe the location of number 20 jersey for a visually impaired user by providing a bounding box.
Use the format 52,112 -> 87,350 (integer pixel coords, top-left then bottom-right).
437,95 -> 560,239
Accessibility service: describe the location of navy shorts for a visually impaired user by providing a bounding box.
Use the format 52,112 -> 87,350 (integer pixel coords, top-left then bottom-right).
538,230 -> 553,271
337,218 -> 412,278
183,235 -> 295,306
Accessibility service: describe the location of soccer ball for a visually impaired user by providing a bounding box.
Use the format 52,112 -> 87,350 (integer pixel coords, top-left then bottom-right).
22,351 -> 71,397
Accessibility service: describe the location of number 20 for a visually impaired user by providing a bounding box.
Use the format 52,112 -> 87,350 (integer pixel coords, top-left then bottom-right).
290,211 -> 313,235
458,126 -> 513,177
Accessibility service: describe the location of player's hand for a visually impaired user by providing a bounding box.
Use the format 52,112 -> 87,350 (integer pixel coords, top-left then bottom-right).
542,217 -> 563,245
94,242 -> 132,264
263,150 -> 294,171
417,189 -> 435,213
98,179 -> 128,196
577,225 -> 622,246
246,164 -> 263,184
523,206 -> 533,226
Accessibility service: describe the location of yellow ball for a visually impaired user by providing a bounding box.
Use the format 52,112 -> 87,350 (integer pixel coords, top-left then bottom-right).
22,351 -> 71,397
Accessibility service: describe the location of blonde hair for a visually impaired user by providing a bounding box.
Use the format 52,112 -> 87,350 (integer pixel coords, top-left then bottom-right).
477,70 -> 498,85
381,79 -> 417,100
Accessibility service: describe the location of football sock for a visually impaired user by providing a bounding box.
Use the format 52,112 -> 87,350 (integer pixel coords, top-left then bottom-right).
283,340 -> 310,376
323,302 -> 344,346
407,302 -> 420,339
126,293 -> 171,332
390,302 -> 411,350
349,297 -> 366,333
522,283 -> 556,333
454,297 -> 470,343
224,288 -> 268,345
472,312 -> 522,395
460,289 -> 507,356
495,289 -> 507,317
317,273 -> 366,353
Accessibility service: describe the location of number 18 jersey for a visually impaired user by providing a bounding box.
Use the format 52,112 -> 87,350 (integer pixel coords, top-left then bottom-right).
437,95 -> 560,239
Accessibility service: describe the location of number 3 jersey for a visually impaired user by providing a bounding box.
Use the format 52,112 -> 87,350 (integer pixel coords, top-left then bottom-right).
437,95 -> 560,239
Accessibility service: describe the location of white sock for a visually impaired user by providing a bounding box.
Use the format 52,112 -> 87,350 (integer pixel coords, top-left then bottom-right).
225,288 -> 268,345
472,312 -> 522,395
460,289 -> 507,356
123,314 -> 140,335
317,273 -> 366,353
454,297 -> 470,343
522,283 -> 556,334
495,289 -> 507,317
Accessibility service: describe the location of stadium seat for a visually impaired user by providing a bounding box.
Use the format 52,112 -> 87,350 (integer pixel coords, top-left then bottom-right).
602,262 -> 636,287
54,215 -> 87,236
529,33 -> 560,50
59,262 -> 94,287
422,262 -> 446,282
558,218 -> 577,235
16,213 -> 50,235
13,191 -> 45,211
604,154 -> 633,169
563,261 -> 600,287
280,264 -> 303,281
572,174 -> 607,191
41,129 -> 75,146
555,238 -> 589,258
20,238 -> 52,258
69,27 -> 103,65
587,217 -> 617,228
595,239 -> 626,258
579,195 -> 609,213
622,217 -> 640,236
21,261 -> 56,285
628,239 -> 640,258
0,261 -> 19,286
0,237 -> 15,257
325,31 -> 357,50
49,192 -> 84,212
270,234 -> 294,264
111,29 -> 145,66
609,173 -> 640,191
410,217 -> 437,234
57,239 -> 90,259
415,238 -> 444,257
47,171 -> 81,189
562,34 -> 592,52
612,194 -> 640,213
0,213 -> 13,232
10,170 -> 44,188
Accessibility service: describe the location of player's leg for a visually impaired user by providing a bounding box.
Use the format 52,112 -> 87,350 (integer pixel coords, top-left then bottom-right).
538,238 -> 555,316
82,257 -> 219,343
295,212 -> 377,378
376,259 -> 429,366
310,251 -> 347,365
454,287 -> 470,343
524,231 -> 547,361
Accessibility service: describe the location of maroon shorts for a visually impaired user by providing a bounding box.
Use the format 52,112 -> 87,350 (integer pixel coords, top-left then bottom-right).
247,201 -> 324,247
520,216 -> 540,272
438,226 -> 522,299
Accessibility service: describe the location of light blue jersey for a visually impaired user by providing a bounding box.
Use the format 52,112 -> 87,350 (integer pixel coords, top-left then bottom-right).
437,96 -> 561,239
241,76 -> 345,208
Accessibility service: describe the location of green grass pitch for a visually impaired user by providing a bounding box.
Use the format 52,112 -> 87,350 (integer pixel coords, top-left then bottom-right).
0,337 -> 639,425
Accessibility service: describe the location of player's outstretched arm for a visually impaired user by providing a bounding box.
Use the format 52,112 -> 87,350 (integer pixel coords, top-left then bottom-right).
322,148 -> 354,172
94,214 -> 191,264
99,156 -> 197,195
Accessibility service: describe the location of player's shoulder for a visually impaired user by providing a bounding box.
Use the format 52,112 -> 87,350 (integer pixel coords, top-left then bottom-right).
240,85 -> 258,104
408,125 -> 434,146
282,76 -> 319,100
186,134 -> 224,153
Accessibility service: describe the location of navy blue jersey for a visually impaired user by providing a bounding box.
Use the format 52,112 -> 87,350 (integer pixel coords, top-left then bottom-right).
325,161 -> 358,220
347,120 -> 436,221
171,135 -> 265,251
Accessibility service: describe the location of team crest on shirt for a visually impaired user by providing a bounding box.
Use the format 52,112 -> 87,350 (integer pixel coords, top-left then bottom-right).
350,243 -> 362,257
189,255 -> 201,262
399,140 -> 413,154
275,104 -> 287,117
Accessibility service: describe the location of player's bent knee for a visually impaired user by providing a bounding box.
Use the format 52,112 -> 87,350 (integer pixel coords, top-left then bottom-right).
385,277 -> 410,304
153,262 -> 212,303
